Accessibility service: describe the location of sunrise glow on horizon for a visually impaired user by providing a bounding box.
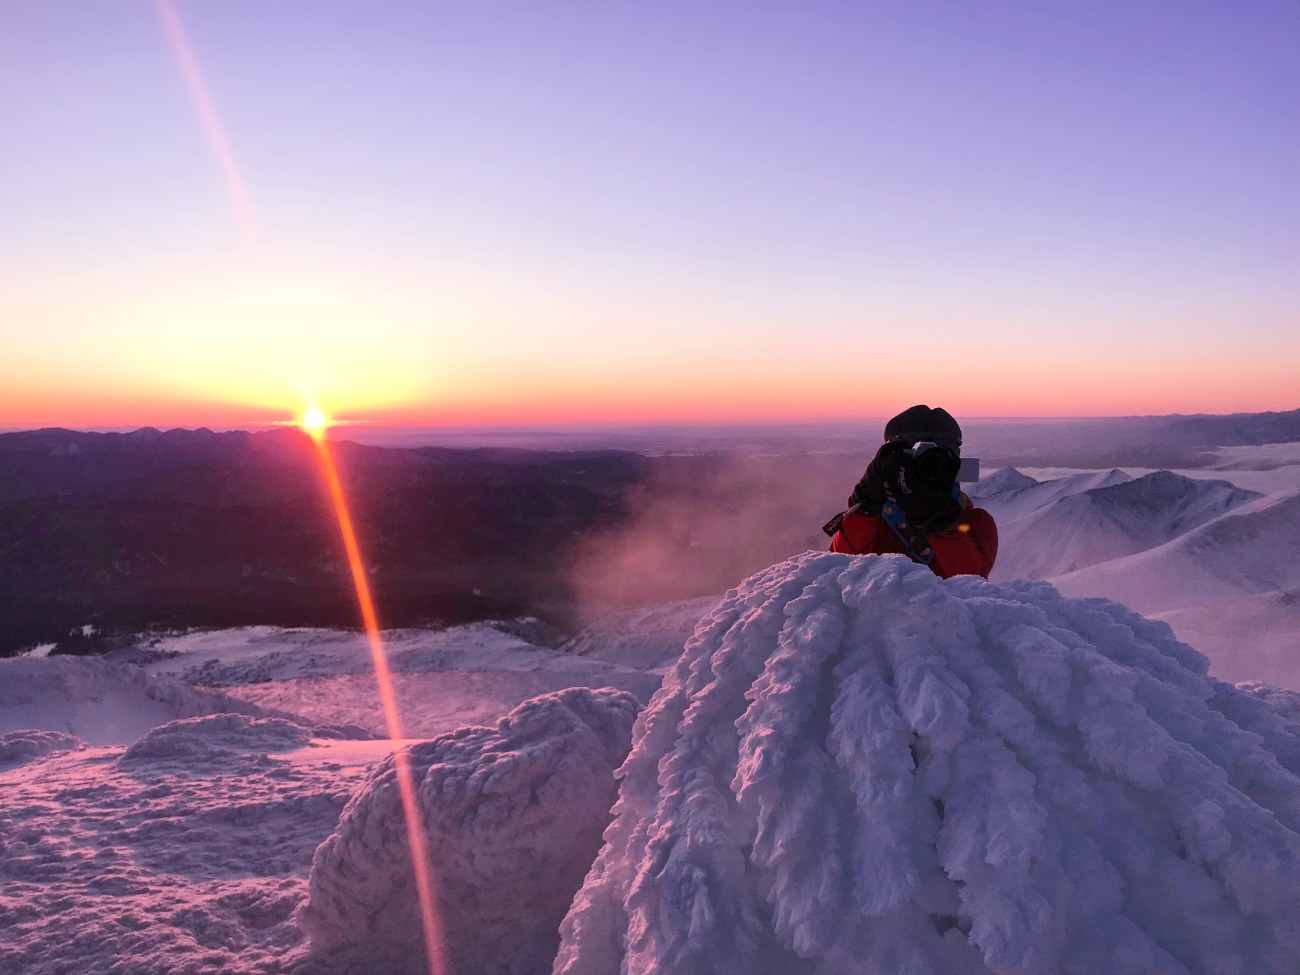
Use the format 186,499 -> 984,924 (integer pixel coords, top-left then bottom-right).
2,2 -> 1296,431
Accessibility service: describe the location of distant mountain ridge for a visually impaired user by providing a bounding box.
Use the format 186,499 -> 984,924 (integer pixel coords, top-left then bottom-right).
973,464 -> 1300,688
1056,490 -> 1300,612
982,469 -> 1259,582
1163,408 -> 1300,446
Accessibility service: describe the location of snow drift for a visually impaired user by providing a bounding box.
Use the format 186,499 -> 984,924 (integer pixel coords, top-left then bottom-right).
0,655 -> 273,745
555,552 -> 1300,975
299,686 -> 642,975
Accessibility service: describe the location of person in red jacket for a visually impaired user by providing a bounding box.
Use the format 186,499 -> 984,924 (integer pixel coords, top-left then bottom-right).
827,405 -> 997,579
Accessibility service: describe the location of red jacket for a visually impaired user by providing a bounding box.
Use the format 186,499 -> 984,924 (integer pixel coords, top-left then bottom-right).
829,495 -> 998,579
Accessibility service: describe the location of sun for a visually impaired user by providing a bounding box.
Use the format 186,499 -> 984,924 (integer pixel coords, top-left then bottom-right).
300,406 -> 330,439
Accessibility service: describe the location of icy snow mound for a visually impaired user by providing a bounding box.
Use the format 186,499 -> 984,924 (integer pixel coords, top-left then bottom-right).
120,713 -> 317,764
300,686 -> 641,975
555,552 -> 1300,975
0,729 -> 84,768
0,655 -> 272,745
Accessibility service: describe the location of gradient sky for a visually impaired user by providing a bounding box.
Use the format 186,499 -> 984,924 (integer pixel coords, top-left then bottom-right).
2,1 -> 1297,428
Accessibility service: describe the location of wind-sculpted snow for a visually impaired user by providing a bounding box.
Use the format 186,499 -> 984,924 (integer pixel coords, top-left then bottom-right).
299,687 -> 641,975
0,728 -> 84,768
120,713 -> 317,764
554,552 -> 1300,975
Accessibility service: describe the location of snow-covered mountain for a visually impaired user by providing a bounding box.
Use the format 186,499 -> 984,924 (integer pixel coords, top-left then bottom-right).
988,470 -> 1258,582
966,466 -> 1298,687
967,467 -> 1132,524
1055,489 -> 1300,613
1047,489 -> 1300,687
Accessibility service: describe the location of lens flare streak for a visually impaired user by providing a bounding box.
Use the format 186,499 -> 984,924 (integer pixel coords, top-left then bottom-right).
313,434 -> 449,975
154,0 -> 263,248
157,6 -> 443,966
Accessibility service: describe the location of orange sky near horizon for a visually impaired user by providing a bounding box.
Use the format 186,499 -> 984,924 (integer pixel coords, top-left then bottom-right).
4,3 -> 1297,434
4,352 -> 1298,432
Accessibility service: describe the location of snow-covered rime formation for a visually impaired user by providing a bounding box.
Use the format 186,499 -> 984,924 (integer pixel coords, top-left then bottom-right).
299,687 -> 641,975
554,552 -> 1300,975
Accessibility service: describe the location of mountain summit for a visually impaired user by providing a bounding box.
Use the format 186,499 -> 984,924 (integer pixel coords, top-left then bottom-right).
555,553 -> 1300,975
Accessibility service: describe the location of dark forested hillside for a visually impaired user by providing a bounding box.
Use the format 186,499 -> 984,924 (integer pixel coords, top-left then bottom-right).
0,428 -> 649,655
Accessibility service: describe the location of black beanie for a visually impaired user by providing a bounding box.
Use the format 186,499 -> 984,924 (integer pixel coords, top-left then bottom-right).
883,405 -> 962,448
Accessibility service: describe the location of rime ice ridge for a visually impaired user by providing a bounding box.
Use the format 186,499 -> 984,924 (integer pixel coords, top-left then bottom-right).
299,686 -> 641,975
554,552 -> 1300,975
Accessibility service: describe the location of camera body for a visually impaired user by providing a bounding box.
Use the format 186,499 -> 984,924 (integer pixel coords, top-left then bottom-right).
905,441 -> 979,485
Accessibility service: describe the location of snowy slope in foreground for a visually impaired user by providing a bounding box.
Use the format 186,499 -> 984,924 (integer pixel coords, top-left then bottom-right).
556,553 -> 1300,975
109,622 -> 661,739
0,712 -> 380,975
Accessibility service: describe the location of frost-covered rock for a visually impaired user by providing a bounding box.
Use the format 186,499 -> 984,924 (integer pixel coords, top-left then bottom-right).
555,552 -> 1300,975
299,686 -> 641,975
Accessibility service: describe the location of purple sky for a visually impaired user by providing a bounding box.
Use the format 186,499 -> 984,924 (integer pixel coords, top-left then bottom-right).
2,1 -> 1297,425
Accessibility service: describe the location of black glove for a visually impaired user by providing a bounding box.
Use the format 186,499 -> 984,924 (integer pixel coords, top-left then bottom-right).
849,442 -> 909,514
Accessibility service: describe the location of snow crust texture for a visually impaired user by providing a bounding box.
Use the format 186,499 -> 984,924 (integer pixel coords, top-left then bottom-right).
555,552 -> 1300,975
299,686 -> 641,975
0,728 -> 84,768
0,717 -> 366,975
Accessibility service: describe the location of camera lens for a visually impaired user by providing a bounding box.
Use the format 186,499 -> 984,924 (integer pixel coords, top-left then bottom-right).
913,447 -> 958,485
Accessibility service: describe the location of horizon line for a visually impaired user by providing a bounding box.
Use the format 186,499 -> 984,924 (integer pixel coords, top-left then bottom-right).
3,406 -> 1299,438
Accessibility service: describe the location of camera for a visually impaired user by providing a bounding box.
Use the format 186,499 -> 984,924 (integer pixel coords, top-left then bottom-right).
904,442 -> 979,485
